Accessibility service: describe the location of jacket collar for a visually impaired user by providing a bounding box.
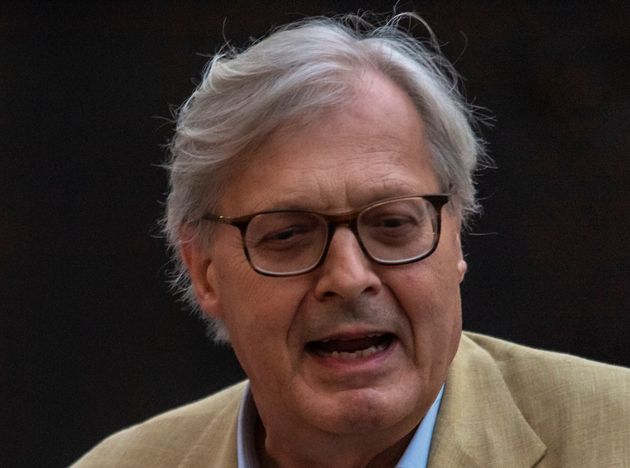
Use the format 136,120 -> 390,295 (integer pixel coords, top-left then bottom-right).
428,333 -> 547,468
178,382 -> 243,468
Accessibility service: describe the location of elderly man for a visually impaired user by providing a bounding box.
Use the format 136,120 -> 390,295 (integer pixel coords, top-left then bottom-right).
75,14 -> 630,468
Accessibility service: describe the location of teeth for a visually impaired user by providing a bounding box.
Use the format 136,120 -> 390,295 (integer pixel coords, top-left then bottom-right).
320,333 -> 383,343
327,342 -> 388,360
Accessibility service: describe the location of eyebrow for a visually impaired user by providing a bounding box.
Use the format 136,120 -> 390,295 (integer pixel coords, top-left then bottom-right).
234,182 -> 440,215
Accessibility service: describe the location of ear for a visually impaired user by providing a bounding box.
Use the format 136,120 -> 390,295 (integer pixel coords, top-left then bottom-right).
179,225 -> 223,319
455,232 -> 468,283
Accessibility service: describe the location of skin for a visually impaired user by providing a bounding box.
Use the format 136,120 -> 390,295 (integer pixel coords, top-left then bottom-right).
182,72 -> 468,468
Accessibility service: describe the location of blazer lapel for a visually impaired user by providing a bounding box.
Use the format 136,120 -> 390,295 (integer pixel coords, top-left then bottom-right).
428,334 -> 547,468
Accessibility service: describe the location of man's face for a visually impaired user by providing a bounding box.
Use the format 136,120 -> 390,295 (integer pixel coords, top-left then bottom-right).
186,74 -> 466,447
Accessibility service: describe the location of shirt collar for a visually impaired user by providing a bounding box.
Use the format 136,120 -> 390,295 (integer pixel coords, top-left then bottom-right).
237,383 -> 444,468
237,382 -> 260,468
396,385 -> 444,468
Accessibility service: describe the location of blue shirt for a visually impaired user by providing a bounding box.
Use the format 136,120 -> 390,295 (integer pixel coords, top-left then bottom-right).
237,383 -> 444,468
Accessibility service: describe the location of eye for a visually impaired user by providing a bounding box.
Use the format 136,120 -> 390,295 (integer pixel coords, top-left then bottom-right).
262,225 -> 310,243
367,215 -> 418,241
379,216 -> 415,229
363,209 -> 422,231
247,213 -> 322,252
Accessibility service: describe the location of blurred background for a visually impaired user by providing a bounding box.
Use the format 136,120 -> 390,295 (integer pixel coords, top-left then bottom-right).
2,1 -> 629,466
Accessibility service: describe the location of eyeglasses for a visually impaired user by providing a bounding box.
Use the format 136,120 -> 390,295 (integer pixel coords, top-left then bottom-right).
202,195 -> 449,277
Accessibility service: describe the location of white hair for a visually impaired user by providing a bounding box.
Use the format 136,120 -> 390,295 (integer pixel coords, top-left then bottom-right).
163,13 -> 488,343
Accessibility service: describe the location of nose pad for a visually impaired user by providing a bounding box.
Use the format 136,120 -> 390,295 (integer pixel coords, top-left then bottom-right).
313,227 -> 382,301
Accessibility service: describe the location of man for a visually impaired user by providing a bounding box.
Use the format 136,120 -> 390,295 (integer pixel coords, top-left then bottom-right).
74,13 -> 630,467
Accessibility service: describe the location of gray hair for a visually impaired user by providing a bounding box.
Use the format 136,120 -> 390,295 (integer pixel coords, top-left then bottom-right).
163,13 -> 487,343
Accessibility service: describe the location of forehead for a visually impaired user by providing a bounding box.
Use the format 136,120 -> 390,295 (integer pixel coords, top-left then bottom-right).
219,73 -> 439,215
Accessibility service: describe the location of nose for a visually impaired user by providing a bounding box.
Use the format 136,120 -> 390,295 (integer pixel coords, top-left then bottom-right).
313,227 -> 382,301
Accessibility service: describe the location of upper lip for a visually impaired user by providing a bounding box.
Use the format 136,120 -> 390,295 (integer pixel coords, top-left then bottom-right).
308,328 -> 393,344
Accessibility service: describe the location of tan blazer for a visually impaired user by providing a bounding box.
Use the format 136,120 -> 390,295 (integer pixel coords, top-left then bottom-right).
73,333 -> 630,467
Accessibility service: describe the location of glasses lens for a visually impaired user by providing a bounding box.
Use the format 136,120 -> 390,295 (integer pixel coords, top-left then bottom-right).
358,198 -> 438,263
245,212 -> 327,275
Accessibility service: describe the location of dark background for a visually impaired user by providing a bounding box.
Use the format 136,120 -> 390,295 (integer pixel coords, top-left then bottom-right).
2,2 -> 629,467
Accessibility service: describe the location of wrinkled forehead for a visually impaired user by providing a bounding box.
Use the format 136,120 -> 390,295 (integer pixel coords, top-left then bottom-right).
215,75 -> 441,216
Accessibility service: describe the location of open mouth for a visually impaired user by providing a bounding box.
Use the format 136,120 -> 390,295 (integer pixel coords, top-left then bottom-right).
305,333 -> 395,360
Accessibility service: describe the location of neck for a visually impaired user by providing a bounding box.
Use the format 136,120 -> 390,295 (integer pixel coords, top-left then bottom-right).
255,416 -> 415,468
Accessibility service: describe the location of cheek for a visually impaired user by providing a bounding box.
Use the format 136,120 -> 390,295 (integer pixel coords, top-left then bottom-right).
388,262 -> 462,344
220,274 -> 313,389
217,263 -> 309,341
390,259 -> 459,308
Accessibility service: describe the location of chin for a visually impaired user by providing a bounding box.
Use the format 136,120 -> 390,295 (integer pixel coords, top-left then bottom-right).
312,386 -> 416,435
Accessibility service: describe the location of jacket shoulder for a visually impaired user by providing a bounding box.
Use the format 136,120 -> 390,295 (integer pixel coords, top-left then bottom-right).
464,331 -> 630,391
71,381 -> 247,467
462,332 -> 630,465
